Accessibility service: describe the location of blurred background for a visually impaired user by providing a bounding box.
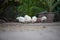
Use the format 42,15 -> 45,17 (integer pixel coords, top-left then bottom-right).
0,0 -> 60,23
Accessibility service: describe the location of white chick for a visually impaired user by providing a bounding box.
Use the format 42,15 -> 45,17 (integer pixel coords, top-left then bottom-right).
16,16 -> 25,23
24,15 -> 31,23
41,16 -> 47,22
31,16 -> 37,23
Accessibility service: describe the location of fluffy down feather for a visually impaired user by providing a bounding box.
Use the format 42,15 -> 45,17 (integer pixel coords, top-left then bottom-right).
31,16 -> 37,23
24,15 -> 31,22
41,16 -> 47,21
16,16 -> 25,23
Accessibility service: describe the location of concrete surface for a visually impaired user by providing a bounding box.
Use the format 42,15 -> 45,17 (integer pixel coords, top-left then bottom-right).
0,23 -> 60,40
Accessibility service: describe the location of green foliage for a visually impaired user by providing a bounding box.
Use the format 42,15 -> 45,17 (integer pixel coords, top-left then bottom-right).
16,0 -> 46,17
16,0 -> 60,17
39,0 -> 60,12
0,0 -> 18,21
0,0 -> 60,21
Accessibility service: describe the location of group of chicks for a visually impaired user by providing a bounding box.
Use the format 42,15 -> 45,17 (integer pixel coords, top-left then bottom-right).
16,15 -> 47,23
16,15 -> 37,23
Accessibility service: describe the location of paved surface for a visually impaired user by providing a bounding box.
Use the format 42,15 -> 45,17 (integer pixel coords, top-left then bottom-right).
0,23 -> 60,40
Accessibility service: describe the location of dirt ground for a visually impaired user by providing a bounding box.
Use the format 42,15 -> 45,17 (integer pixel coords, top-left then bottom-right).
0,23 -> 60,40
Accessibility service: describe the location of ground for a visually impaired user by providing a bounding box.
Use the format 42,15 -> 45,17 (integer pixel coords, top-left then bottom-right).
0,23 -> 60,40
